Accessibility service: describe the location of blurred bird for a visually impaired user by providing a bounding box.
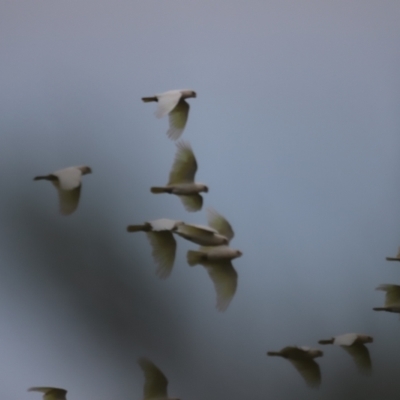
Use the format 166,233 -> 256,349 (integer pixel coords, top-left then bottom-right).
267,346 -> 323,388
28,387 -> 67,400
127,219 -> 184,279
151,141 -> 208,212
386,246 -> 400,261
142,89 -> 196,140
138,357 -> 180,400
318,333 -> 373,374
34,165 -> 92,215
373,284 -> 400,313
174,208 -> 233,246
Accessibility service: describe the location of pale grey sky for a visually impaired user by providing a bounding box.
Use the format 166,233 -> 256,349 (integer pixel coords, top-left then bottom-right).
1,1 -> 400,399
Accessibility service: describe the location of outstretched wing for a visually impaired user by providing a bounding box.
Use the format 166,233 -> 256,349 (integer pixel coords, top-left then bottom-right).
167,99 -> 189,140
178,194 -> 203,212
155,91 -> 182,118
138,358 -> 169,400
207,208 -> 234,242
146,231 -> 177,279
289,359 -> 321,388
168,141 -> 197,184
57,186 -> 81,215
341,343 -> 372,375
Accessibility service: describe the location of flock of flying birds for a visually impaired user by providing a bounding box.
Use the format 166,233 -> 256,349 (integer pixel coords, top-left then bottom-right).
28,89 -> 399,398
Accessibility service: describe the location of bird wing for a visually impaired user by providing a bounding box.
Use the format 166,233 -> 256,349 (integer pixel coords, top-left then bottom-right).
138,358 -> 168,400
167,99 -> 189,140
288,359 -> 321,388
202,260 -> 238,312
53,167 -> 82,190
178,194 -> 203,212
28,387 -> 67,400
146,231 -> 177,279
155,90 -> 183,118
57,186 -> 81,215
341,343 -> 372,375
168,141 -> 197,184
207,208 -> 234,241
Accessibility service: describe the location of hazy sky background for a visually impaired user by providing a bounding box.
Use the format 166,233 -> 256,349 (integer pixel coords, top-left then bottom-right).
1,1 -> 400,399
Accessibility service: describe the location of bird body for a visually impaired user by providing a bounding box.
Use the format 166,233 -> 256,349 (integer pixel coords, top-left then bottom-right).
34,165 -> 92,215
28,387 -> 67,400
187,245 -> 242,266
142,89 -> 196,140
174,223 -> 228,246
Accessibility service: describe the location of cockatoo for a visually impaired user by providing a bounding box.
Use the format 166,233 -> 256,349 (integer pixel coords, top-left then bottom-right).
28,387 -> 67,400
267,346 -> 323,388
386,246 -> 400,261
127,219 -> 184,279
151,141 -> 208,212
174,208 -> 233,247
34,165 -> 92,215
138,358 -> 180,400
318,333 -> 373,374
373,284 -> 400,313
142,89 -> 196,140
186,208 -> 242,312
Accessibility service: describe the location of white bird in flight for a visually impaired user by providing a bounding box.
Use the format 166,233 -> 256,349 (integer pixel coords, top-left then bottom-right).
142,89 -> 196,140
318,333 -> 373,374
267,346 -> 323,388
151,141 -> 208,212
386,246 -> 400,261
34,165 -> 92,215
174,208 -> 233,247
127,219 -> 184,279
373,284 -> 400,313
138,357 -> 180,400
186,209 -> 241,311
28,387 -> 67,400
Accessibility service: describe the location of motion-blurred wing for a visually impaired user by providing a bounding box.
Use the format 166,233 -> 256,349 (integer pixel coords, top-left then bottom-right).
167,99 -> 189,140
57,186 -> 81,215
203,260 -> 238,312
178,194 -> 203,212
377,284 -> 400,307
207,208 -> 234,242
341,343 -> 372,375
155,91 -> 182,118
289,359 -> 321,388
146,231 -> 177,279
138,358 -> 169,400
168,141 -> 197,184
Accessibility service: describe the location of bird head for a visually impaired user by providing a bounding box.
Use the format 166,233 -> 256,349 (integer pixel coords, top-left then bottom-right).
309,349 -> 323,358
78,165 -> 92,175
360,335 -> 374,343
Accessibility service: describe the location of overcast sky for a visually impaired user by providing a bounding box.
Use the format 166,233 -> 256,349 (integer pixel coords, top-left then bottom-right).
1,1 -> 400,399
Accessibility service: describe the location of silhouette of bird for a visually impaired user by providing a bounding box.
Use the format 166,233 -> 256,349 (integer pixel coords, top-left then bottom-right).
319,333 -> 373,374
138,357 -> 180,400
28,387 -> 67,400
267,346 -> 323,388
127,219 -> 184,279
151,141 -> 208,212
34,165 -> 92,215
373,284 -> 400,313
142,89 -> 196,140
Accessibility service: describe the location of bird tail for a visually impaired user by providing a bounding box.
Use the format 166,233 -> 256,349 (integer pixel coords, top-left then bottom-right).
127,223 -> 151,232
33,174 -> 57,181
372,307 -> 386,311
318,339 -> 334,345
267,352 -> 281,357
150,187 -> 169,194
187,250 -> 205,266
142,96 -> 157,102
